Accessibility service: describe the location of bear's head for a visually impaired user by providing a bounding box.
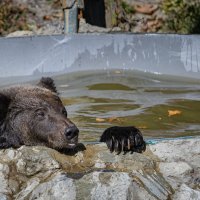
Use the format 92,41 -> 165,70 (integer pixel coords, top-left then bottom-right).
0,77 -> 79,150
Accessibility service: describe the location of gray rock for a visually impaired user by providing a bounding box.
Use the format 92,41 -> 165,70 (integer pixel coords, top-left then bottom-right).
76,171 -> 157,200
0,164 -> 11,196
79,19 -> 111,33
131,170 -> 173,200
15,146 -> 60,176
95,148 -> 155,172
129,182 -> 157,200
0,149 -> 21,162
15,178 -> 41,200
7,31 -> 34,37
29,173 -> 76,200
149,138 -> 200,170
124,23 -> 130,32
79,172 -> 133,200
0,194 -> 9,200
0,137 -> 199,199
172,184 -> 200,200
159,161 -> 193,189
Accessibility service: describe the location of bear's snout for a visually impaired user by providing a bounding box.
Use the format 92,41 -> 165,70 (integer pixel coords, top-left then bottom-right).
0,77 -> 81,150
65,126 -> 79,140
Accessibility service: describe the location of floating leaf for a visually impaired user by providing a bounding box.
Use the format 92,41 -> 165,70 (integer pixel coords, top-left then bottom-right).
138,126 -> 147,129
168,110 -> 182,117
108,117 -> 121,123
96,118 -> 106,122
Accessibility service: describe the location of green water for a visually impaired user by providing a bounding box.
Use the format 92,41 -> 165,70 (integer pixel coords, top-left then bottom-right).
54,70 -> 200,142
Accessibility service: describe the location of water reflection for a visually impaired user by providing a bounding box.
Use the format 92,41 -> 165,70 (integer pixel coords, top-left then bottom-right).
50,70 -> 200,141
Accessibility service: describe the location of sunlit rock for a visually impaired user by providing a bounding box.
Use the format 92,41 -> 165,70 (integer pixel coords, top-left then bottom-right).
0,137 -> 199,199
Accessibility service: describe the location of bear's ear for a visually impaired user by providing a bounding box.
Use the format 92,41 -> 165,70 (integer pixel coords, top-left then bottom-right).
0,93 -> 11,122
37,77 -> 57,93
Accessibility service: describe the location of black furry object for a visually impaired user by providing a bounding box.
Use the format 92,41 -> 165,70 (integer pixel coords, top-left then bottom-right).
100,126 -> 146,154
37,77 -> 57,94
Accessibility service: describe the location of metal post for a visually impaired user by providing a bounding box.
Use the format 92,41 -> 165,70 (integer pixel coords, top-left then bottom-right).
61,0 -> 84,33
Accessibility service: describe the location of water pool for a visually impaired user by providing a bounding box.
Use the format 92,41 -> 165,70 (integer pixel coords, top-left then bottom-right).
51,69 -> 200,142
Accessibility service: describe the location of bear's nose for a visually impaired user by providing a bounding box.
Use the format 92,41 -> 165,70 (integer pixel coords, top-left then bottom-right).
65,126 -> 79,140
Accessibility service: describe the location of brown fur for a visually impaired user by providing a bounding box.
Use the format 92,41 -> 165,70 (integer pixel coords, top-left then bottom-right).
0,78 -> 79,150
0,77 -> 146,154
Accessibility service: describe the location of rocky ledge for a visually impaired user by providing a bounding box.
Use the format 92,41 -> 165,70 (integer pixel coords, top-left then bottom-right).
0,137 -> 199,200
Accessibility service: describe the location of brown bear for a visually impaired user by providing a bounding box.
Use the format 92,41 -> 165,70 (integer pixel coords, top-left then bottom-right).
0,77 -> 146,154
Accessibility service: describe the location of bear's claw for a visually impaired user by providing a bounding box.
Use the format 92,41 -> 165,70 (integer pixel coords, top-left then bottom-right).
100,126 -> 146,154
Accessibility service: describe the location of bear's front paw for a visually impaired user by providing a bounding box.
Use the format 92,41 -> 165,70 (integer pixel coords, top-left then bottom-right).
100,126 -> 146,154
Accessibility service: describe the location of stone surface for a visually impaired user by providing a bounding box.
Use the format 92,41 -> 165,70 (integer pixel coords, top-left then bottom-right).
0,163 -> 11,197
149,138 -> 200,170
0,137 -> 199,199
172,184 -> 200,200
76,172 -> 134,200
15,146 -> 60,176
159,161 -> 193,189
29,173 -> 76,200
7,31 -> 34,37
79,18 -> 112,33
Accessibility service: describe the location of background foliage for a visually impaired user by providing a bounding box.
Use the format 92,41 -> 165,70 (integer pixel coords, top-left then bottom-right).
162,0 -> 200,33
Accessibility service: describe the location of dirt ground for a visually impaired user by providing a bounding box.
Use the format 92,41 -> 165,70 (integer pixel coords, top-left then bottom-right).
0,0 -> 63,36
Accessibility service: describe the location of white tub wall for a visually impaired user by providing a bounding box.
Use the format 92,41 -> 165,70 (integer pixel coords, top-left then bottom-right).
0,34 -> 200,83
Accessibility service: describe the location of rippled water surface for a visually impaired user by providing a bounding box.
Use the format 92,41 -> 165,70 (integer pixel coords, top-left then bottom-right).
46,70 -> 200,141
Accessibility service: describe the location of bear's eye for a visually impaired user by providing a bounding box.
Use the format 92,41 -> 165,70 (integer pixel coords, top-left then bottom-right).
35,110 -> 46,118
62,108 -> 67,117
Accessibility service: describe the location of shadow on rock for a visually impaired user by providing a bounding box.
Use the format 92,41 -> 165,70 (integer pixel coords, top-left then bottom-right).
58,143 -> 87,156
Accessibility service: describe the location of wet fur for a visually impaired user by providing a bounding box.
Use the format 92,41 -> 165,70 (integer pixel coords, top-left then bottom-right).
0,77 -> 146,154
100,126 -> 146,154
0,78 -> 78,149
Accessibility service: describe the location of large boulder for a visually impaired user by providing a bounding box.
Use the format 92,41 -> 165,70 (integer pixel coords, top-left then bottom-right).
0,137 -> 199,200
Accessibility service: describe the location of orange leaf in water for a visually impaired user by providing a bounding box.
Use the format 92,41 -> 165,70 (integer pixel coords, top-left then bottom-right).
168,110 -> 182,117
108,117 -> 122,123
96,118 -> 106,122
138,126 -> 147,129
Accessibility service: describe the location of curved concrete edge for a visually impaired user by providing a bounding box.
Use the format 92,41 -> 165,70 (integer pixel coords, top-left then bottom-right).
0,34 -> 200,85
